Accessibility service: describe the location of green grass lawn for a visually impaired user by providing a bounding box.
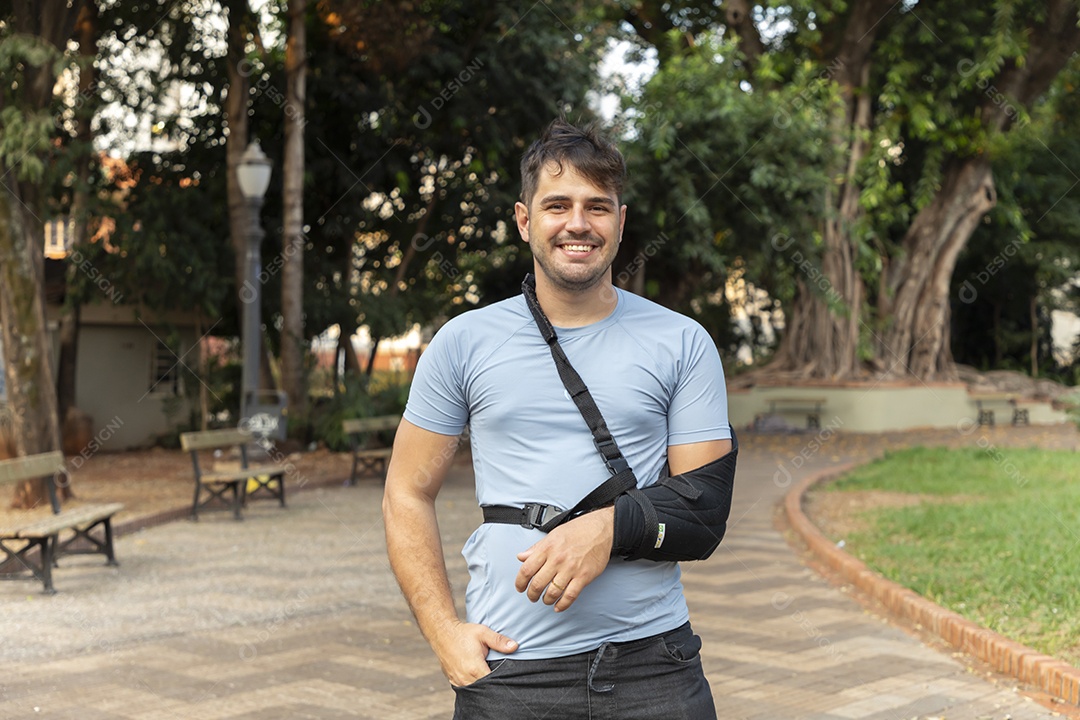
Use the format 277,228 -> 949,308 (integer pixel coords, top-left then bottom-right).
823,446 -> 1080,666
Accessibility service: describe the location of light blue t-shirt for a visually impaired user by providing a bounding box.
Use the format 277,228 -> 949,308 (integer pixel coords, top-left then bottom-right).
404,288 -> 731,660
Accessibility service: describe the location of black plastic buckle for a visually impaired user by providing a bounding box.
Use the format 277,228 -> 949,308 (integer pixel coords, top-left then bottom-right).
595,439 -> 629,475
522,503 -> 560,529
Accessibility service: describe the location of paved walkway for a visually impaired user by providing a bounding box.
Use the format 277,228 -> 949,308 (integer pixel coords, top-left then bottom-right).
0,433 -> 1072,719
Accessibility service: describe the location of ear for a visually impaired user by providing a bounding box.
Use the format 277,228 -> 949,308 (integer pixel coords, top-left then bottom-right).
618,204 -> 626,243
515,202 -> 530,243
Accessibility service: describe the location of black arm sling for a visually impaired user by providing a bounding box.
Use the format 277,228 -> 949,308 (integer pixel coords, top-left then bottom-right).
481,274 -> 737,562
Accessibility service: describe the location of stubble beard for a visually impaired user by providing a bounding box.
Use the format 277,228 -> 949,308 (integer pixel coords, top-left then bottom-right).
531,232 -> 615,293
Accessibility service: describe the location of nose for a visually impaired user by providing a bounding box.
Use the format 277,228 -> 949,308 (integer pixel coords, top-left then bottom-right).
565,204 -> 589,234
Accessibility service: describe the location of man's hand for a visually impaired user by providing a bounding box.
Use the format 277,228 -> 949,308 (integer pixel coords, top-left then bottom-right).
514,507 -> 614,612
433,620 -> 518,687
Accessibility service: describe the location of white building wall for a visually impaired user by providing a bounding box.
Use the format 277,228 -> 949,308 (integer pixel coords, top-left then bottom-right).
75,325 -> 196,449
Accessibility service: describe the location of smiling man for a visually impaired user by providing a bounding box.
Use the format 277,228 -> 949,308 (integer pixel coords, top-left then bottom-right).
383,119 -> 732,719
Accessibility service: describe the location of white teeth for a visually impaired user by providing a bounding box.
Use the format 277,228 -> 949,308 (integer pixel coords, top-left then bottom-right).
562,244 -> 593,252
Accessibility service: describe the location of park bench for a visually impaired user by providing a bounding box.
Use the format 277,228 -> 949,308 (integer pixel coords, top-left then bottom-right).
0,451 -> 122,594
970,393 -> 1029,427
179,428 -> 287,520
766,397 -> 827,430
343,414 -> 401,484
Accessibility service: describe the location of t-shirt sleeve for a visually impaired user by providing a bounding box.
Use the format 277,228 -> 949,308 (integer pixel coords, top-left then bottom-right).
403,322 -> 470,436
666,324 -> 731,445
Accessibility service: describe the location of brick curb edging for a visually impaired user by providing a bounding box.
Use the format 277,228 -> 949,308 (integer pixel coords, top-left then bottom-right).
785,463 -> 1080,708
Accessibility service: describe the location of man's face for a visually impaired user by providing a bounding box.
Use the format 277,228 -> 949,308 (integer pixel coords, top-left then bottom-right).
515,162 -> 626,292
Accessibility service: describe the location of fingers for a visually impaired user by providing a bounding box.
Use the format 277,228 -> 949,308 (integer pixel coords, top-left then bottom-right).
552,579 -> 580,613
481,626 -> 519,655
438,622 -> 518,687
514,541 -> 544,593
542,576 -> 579,611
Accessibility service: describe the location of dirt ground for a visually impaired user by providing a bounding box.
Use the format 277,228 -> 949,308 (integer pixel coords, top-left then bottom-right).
0,445 -> 357,530
3,422 -> 1078,535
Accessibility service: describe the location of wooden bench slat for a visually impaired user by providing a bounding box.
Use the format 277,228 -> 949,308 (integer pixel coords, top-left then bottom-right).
201,465 -> 286,483
180,429 -> 254,451
0,452 -> 121,593
14,503 -> 124,538
0,451 -> 65,487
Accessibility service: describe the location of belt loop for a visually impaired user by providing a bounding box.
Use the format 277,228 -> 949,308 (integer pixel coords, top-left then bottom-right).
587,643 -> 615,693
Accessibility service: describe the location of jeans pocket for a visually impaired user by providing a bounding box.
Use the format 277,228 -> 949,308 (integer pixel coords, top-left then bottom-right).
451,659 -> 511,691
658,628 -> 702,664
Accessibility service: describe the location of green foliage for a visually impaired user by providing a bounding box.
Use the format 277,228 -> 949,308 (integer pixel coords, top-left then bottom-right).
618,38 -> 836,353
70,148 -> 233,317
262,0 -> 615,349
311,374 -> 409,451
950,65 -> 1080,379
611,0 -> 1080,368
825,446 -> 1080,665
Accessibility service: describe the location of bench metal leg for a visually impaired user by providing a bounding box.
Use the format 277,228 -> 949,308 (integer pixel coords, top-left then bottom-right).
244,472 -> 286,507
977,409 -> 995,426
233,481 -> 244,520
0,536 -> 57,594
54,518 -> 119,567
1013,408 -> 1029,426
356,456 -> 389,481
193,480 -> 245,520
192,477 -> 203,521
807,413 -> 821,430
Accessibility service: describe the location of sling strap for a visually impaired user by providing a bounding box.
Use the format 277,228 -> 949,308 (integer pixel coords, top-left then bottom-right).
480,274 -> 638,531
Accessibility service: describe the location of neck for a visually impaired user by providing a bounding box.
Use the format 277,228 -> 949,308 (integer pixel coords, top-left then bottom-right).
532,271 -> 618,328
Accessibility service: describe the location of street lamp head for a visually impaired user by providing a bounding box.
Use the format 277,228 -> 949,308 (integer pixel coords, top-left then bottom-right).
237,140 -> 273,200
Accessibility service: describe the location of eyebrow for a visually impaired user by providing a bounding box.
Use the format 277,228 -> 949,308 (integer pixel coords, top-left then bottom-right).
538,194 -> 616,207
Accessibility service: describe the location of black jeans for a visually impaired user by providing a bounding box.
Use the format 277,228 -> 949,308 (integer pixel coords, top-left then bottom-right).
452,622 -> 716,720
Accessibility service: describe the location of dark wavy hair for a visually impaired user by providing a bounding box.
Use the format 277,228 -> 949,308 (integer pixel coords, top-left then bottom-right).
519,118 -> 626,207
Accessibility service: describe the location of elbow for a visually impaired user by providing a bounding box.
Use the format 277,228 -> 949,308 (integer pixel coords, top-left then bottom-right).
381,483 -> 397,522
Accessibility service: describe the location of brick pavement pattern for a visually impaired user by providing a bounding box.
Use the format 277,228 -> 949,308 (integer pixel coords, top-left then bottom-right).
0,435 -> 1066,719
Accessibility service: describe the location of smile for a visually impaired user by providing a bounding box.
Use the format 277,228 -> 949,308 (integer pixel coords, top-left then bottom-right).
559,244 -> 596,253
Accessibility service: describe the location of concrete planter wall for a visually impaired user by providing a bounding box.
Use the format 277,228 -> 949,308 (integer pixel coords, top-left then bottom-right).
728,384 -> 1068,433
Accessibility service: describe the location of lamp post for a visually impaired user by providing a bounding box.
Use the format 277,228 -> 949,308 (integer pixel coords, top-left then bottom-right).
236,140 -> 272,426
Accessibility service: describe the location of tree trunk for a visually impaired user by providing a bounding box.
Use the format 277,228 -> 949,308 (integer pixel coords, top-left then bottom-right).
337,326 -> 362,378
224,0 -> 253,380
365,337 -> 380,377
1030,295 -> 1038,378
768,0 -> 889,378
0,0 -> 84,508
57,1 -> 98,431
280,0 -> 308,425
0,185 -> 63,509
881,158 -> 996,380
55,304 -> 80,424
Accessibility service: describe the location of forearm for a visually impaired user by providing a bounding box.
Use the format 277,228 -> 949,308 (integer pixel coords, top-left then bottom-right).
384,489 -> 461,647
